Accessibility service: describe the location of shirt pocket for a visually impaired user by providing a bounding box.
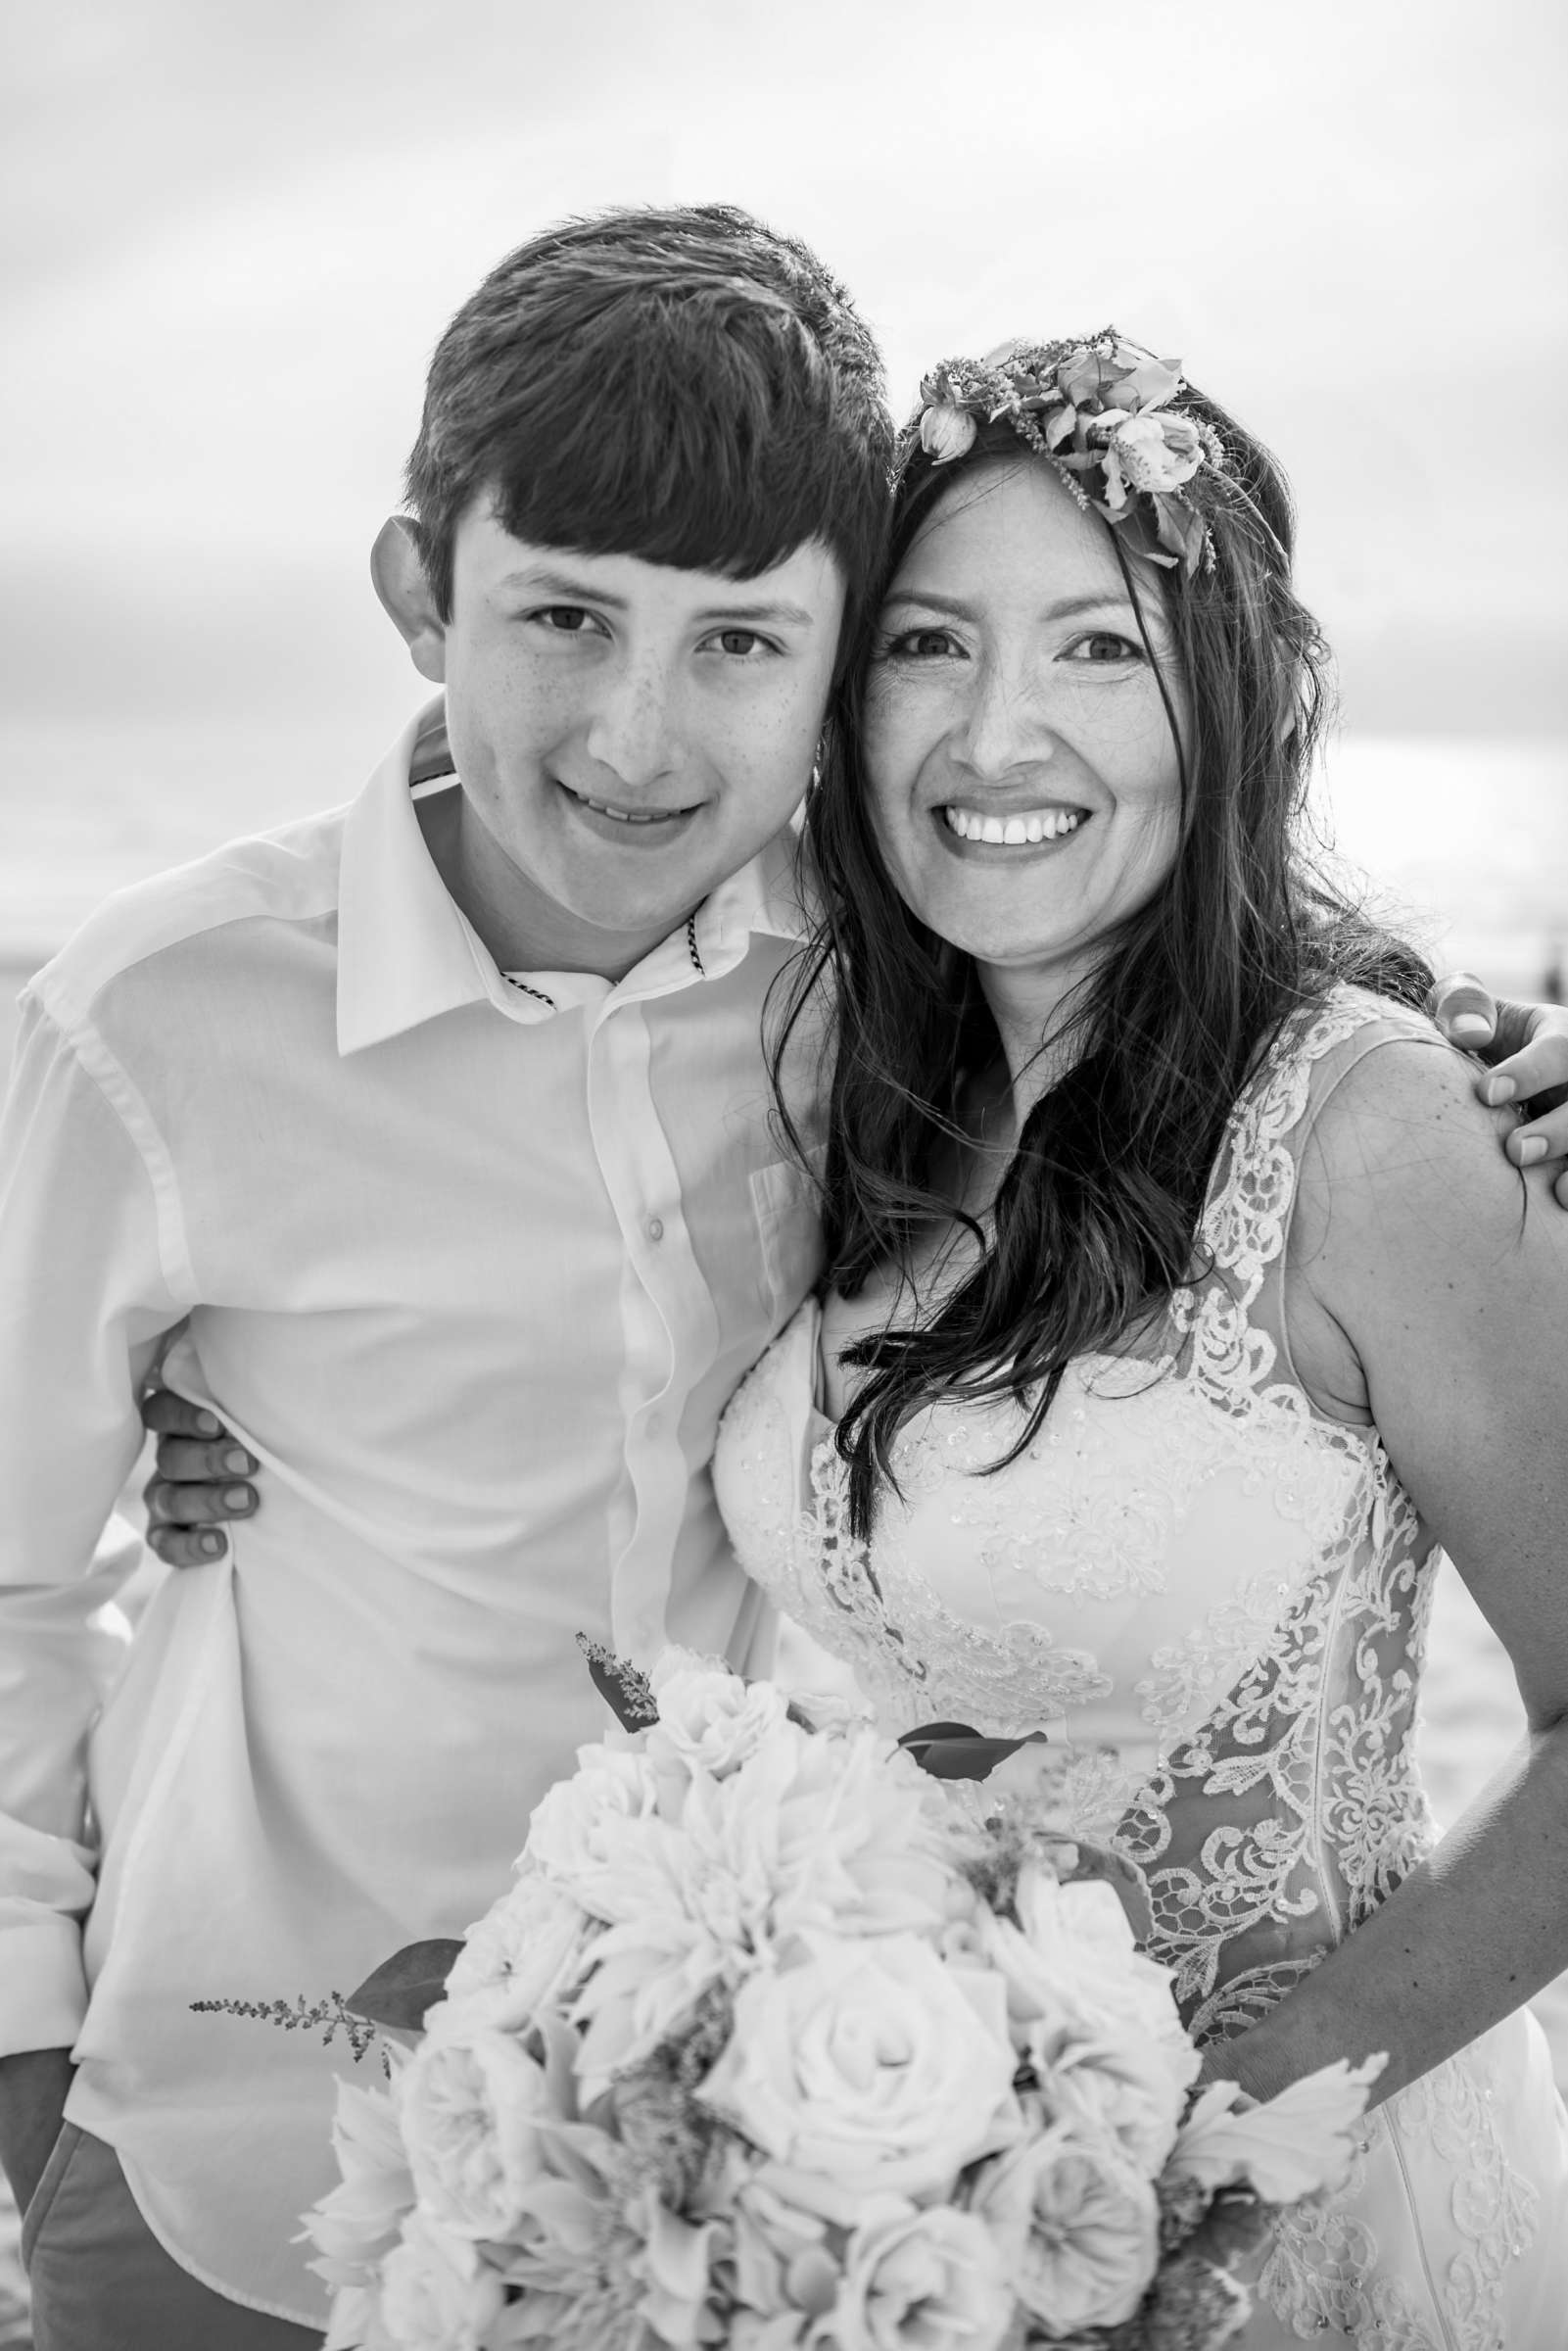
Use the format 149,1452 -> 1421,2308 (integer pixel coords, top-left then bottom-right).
748,1153 -> 827,1327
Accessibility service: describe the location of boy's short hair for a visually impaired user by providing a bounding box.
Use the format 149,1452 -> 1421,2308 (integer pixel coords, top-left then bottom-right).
405,204 -> 891,661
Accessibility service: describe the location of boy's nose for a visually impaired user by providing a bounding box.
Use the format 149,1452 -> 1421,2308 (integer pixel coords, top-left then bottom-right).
584,659 -> 683,792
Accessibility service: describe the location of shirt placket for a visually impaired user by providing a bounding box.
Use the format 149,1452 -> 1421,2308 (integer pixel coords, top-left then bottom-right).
585,991 -> 721,1662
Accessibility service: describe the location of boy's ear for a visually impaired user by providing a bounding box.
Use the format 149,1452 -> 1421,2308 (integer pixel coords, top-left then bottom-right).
371,517 -> 447,683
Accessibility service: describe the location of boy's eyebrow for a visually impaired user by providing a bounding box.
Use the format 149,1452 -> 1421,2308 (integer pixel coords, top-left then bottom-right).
879,588 -> 1136,624
497,567 -> 630,606
496,566 -> 818,629
691,598 -> 818,628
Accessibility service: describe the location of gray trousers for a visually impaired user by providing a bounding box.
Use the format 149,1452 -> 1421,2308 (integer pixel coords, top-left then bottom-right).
23,2125 -> 322,2351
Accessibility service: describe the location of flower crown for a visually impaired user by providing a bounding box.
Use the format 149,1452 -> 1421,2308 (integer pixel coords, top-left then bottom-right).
904,331 -> 1226,578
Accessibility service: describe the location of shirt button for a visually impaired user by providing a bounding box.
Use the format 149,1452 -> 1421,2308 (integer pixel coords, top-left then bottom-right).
646,1216 -> 664,1243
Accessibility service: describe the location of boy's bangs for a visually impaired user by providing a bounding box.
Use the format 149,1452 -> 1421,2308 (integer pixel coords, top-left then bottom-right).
483,302 -> 861,584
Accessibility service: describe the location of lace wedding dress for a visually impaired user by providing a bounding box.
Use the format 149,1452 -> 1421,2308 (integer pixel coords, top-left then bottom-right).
713,987 -> 1568,2349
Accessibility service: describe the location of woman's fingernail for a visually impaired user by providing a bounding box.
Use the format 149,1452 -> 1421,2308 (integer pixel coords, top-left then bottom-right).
223,1446 -> 251,1473
196,1410 -> 221,1436
1516,1135 -> 1548,1166
1449,1012 -> 1493,1040
1483,1075 -> 1517,1105
202,1533 -> 223,1557
222,1484 -> 252,1510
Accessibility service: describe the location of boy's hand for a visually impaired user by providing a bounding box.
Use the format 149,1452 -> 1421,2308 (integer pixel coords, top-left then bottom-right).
140,1390 -> 259,1566
1428,975 -> 1568,1207
0,2045 -> 74,2213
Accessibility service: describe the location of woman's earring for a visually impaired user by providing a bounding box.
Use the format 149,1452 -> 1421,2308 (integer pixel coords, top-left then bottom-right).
810,736 -> 827,790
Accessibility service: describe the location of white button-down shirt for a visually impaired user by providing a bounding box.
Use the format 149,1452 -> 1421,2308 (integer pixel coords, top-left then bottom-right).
0,715 -> 825,2324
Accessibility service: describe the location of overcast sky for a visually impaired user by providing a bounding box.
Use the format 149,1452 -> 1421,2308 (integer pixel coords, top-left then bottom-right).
5,0 -> 1565,758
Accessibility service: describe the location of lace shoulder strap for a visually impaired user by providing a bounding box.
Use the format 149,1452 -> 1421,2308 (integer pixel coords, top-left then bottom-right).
1197,984 -> 1448,1313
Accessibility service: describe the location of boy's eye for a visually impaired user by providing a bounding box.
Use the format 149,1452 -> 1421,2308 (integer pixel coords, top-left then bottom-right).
534,605 -> 597,634
703,628 -> 777,658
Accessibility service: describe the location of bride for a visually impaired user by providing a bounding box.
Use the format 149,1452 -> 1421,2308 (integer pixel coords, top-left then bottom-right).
712,337 -> 1568,2345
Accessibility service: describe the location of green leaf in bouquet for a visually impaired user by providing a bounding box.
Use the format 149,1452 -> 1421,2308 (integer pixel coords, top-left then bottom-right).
344,1939 -> 466,2034
576,1632 -> 660,1731
897,1720 -> 1049,1780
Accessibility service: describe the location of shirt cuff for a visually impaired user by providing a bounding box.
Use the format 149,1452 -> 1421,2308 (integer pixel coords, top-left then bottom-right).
0,1908 -> 90,2058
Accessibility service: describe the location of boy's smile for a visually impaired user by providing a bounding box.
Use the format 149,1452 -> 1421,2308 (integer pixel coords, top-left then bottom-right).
375,504 -> 845,980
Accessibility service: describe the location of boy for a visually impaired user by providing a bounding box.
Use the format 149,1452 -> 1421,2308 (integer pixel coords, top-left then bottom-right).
0,203 -> 888,2345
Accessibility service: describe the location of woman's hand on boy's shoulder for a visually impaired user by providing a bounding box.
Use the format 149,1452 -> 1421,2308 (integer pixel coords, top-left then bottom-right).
139,1389 -> 258,1567
1428,973 -> 1568,1206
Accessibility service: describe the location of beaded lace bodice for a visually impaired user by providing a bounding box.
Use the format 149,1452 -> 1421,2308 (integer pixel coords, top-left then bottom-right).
713,988 -> 1553,2347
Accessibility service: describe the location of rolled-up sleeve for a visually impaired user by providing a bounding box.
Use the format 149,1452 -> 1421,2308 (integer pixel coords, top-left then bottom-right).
0,988 -> 189,2054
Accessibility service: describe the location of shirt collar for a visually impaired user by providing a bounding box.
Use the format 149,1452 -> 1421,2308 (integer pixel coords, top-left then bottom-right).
337,711 -> 816,1054
337,710 -> 495,1056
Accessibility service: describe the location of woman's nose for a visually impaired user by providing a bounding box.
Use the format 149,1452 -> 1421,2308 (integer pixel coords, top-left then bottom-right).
953,661 -> 1056,783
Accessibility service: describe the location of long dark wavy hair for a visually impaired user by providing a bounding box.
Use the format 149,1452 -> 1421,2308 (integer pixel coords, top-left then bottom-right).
771,374 -> 1433,1538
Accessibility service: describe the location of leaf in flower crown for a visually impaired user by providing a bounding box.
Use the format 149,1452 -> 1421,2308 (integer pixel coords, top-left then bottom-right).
345,1940 -> 466,2033
575,1633 -> 661,1731
1057,349 -> 1105,409
1045,402 -> 1077,451
898,1720 -> 1049,1780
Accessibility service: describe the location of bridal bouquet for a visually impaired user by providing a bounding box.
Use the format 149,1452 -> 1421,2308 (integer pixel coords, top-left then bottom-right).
301,1647 -> 1379,2350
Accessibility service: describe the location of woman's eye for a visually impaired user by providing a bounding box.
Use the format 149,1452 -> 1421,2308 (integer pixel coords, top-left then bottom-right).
711,629 -> 767,657
884,627 -> 961,660
1066,631 -> 1141,663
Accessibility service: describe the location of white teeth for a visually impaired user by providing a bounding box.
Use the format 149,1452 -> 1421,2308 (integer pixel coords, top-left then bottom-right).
942,805 -> 1085,843
574,792 -> 689,826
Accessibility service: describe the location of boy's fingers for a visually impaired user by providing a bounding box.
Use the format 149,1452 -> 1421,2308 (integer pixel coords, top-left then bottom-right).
1475,1025 -> 1568,1113
139,1388 -> 230,1441
153,1436 -> 258,1483
143,1476 -> 258,1527
1504,1100 -> 1568,1176
147,1524 -> 228,1569
1428,970 -> 1497,1048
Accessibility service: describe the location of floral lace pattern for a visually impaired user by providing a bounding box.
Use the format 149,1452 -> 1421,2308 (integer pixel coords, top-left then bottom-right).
713,986 -> 1562,2349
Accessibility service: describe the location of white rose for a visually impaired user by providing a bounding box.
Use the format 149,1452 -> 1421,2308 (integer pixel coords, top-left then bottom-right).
305,2073 -> 415,2291
1001,1866 -> 1197,2094
699,1934 -> 1020,2209
1108,411 -> 1204,495
832,2204 -> 1014,2351
727,2172 -> 839,2329
972,2117 -> 1159,2333
377,2209 -> 505,2351
649,1664 -> 792,1779
919,403 -> 978,463
397,2009 -> 556,2239
442,1870 -> 597,2034
1039,2033 -> 1190,2176
522,1743 -> 659,1913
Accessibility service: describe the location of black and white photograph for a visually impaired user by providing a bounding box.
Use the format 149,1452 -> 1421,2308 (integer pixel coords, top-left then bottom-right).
3,4 -> 1567,2345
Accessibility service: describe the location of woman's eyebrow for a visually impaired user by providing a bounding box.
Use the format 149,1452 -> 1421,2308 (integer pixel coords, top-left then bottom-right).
879,588 -> 1138,624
